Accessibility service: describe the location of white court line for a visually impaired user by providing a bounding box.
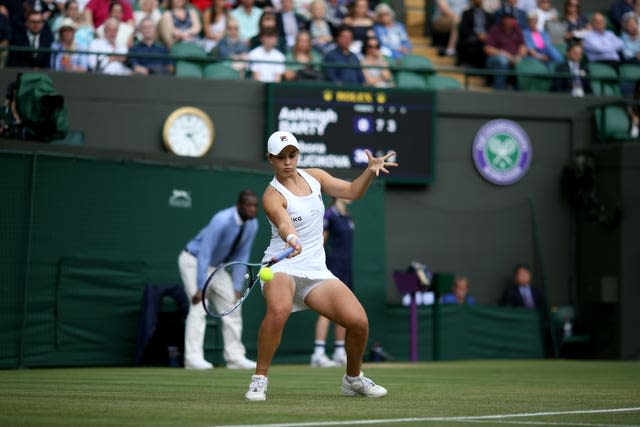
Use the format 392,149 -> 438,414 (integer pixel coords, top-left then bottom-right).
210,407 -> 640,427
466,418 -> 640,427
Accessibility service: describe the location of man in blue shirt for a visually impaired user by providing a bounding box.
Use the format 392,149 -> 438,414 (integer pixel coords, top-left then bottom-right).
441,276 -> 476,305
323,26 -> 365,85
129,17 -> 173,76
178,190 -> 259,370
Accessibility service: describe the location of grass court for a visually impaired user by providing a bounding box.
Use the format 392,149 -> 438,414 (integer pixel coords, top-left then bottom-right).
1,360 -> 639,427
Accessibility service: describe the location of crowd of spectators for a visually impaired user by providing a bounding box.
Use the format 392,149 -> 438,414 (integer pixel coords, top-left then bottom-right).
0,0 -> 415,86
435,0 -> 640,97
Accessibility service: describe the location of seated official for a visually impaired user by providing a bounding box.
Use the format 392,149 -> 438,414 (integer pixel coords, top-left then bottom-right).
441,276 -> 476,305
500,264 -> 545,310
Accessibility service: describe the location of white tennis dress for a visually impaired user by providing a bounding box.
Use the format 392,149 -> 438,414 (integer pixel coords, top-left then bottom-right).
262,169 -> 336,310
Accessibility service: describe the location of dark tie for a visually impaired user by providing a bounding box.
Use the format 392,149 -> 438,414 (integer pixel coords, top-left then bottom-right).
223,222 -> 245,263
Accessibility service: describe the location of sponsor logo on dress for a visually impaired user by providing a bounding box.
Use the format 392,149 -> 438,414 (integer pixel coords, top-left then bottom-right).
168,189 -> 192,208
472,119 -> 532,186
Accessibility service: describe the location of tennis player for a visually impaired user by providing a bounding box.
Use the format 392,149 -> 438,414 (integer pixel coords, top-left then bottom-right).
245,130 -> 397,401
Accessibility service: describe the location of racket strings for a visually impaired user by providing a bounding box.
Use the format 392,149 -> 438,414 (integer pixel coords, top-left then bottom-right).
204,264 -> 253,316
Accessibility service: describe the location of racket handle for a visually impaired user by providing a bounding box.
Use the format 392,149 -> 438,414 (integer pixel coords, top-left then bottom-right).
265,246 -> 296,266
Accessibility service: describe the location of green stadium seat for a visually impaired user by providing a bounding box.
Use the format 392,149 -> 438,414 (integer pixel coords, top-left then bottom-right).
203,62 -> 242,80
515,57 -> 551,92
172,42 -> 206,78
424,74 -> 463,90
398,54 -> 434,77
588,62 -> 620,96
396,71 -> 428,89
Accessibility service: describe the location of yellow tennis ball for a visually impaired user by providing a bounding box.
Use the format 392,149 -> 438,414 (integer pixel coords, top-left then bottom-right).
259,267 -> 274,282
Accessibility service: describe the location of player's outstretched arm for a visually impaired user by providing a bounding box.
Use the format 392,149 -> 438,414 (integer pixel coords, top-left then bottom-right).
308,150 -> 398,200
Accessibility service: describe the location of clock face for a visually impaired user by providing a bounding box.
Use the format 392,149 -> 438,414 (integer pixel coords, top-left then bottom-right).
164,107 -> 214,157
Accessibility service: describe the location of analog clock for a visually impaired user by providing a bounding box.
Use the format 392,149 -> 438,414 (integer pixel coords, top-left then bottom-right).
163,107 -> 215,157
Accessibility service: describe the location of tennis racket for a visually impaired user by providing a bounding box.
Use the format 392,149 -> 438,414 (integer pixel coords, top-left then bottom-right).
201,246 -> 295,317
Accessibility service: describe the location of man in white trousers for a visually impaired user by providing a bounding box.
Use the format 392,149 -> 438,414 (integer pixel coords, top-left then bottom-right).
178,190 -> 259,370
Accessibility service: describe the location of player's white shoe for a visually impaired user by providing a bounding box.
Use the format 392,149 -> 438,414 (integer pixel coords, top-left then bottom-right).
332,351 -> 347,366
245,375 -> 268,401
310,353 -> 339,367
342,372 -> 387,397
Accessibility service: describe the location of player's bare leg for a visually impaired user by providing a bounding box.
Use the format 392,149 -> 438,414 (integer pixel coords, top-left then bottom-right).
305,280 -> 387,397
305,280 -> 368,376
255,273 -> 295,375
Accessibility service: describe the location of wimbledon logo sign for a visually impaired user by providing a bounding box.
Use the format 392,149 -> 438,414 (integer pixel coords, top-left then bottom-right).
472,119 -> 532,186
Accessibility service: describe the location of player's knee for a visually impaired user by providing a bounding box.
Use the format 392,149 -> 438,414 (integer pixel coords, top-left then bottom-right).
346,315 -> 369,335
266,306 -> 291,327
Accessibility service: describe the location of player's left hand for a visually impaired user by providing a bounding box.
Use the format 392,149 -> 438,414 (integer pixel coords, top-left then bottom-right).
366,149 -> 398,176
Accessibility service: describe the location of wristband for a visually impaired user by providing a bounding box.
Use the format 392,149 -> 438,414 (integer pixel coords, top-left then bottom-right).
286,233 -> 298,243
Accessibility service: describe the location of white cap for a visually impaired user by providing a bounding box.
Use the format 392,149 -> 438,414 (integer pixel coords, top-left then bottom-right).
267,131 -> 300,155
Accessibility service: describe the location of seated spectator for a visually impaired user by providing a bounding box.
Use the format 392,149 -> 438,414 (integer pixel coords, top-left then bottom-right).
552,41 -> 591,96
500,264 -> 545,310
484,12 -> 526,90
97,2 -> 135,47
129,17 -> 173,75
324,0 -> 347,29
84,0 -> 133,29
249,11 -> 287,52
583,12 -> 624,68
216,18 -> 249,71
430,0 -> 468,57
533,0 -> 557,33
158,0 -> 202,49
456,0 -> 494,68
88,17 -> 130,74
276,0 -> 308,49
561,0 -> 589,41
51,18 -> 89,72
323,26 -> 364,84
307,0 -> 333,53
247,28 -> 286,81
610,0 -> 635,34
495,0 -> 528,31
230,0 -> 263,42
523,10 -> 563,68
343,0 -> 374,52
7,11 -> 53,69
621,12 -> 640,64
134,0 -> 162,33
202,0 -> 228,52
373,3 -> 412,61
283,30 -> 322,80
361,36 -> 393,87
51,0 -> 95,45
441,276 -> 476,305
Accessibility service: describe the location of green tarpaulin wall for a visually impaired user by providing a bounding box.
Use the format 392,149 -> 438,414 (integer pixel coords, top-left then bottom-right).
0,152 -> 542,368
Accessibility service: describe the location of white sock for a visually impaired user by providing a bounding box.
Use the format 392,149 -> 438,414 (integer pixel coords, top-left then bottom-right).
346,374 -> 360,383
334,341 -> 345,356
313,340 -> 326,356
